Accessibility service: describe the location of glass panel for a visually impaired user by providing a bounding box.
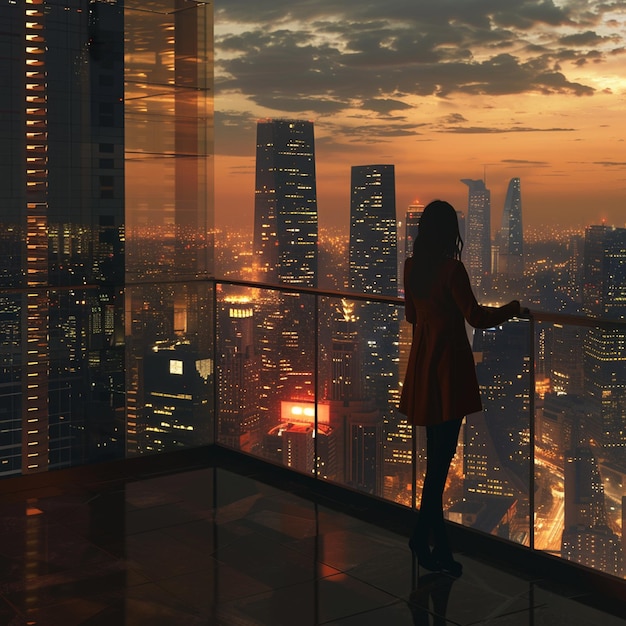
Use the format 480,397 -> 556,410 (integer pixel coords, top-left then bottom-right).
537,319 -> 626,578
126,281 -> 214,455
216,284 -> 316,475
452,319 -> 532,545
125,0 -> 213,280
124,1 -> 214,456
0,0 -> 213,476
317,295 -> 411,502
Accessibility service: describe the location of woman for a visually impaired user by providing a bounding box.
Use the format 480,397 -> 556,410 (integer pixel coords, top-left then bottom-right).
399,200 -> 521,577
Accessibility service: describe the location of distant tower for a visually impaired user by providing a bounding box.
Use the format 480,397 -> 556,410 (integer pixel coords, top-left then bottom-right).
461,179 -> 491,291
497,178 -> 524,279
253,119 -> 318,288
349,165 -> 397,296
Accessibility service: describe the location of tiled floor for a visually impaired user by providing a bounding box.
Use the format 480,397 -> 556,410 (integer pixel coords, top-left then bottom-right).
0,466 -> 624,625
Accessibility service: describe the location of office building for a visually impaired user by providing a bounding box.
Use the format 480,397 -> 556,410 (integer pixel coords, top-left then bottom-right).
325,301 -> 383,495
349,165 -> 397,296
347,166 -> 401,494
253,119 -> 318,288
562,446 -> 623,576
497,178 -> 524,279
463,321 -> 530,538
461,178 -> 491,292
347,166 -> 399,399
217,296 -> 261,452
582,226 -> 626,458
0,0 -> 213,471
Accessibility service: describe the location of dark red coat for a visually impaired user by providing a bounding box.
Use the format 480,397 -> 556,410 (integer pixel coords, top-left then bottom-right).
399,257 -> 520,426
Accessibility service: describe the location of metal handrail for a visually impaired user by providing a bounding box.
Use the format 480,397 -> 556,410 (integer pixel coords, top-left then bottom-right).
4,276 -> 625,333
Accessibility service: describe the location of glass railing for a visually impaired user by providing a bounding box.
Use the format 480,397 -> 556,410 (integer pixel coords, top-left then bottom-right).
532,312 -> 626,577
213,279 -> 626,581
1,278 -> 624,580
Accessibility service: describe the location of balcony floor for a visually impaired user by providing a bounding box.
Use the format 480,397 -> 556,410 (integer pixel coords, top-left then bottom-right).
0,462 -> 624,625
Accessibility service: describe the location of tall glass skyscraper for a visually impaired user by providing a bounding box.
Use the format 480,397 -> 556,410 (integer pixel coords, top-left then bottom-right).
253,120 -> 318,288
497,177 -> 524,279
461,178 -> 491,292
348,164 -> 398,498
349,165 -> 397,296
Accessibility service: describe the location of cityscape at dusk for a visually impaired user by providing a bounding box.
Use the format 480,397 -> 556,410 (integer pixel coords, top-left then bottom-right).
0,4 -> 626,622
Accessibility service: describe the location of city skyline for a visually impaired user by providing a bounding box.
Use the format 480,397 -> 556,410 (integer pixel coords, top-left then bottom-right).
1,0 -> 625,584
214,1 -> 626,233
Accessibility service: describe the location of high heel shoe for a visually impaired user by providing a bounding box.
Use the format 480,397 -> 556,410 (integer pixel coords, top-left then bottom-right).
408,538 -> 440,572
431,548 -> 462,577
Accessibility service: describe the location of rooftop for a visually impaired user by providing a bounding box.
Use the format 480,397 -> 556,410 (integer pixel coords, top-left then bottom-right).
0,449 -> 623,625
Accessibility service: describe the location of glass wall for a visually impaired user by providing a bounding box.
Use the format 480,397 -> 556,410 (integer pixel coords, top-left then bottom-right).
0,0 -> 213,475
124,0 -> 214,456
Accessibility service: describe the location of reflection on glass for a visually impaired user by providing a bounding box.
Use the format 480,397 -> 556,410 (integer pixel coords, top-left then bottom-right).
0,1 -> 213,473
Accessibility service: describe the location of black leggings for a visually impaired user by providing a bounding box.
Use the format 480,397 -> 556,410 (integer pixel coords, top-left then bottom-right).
414,418 -> 462,554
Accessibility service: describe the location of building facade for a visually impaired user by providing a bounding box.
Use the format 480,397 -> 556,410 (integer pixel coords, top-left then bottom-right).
253,119 -> 319,288
461,178 -> 491,293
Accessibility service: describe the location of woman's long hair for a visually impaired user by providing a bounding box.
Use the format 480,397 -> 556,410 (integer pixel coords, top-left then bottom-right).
409,200 -> 463,298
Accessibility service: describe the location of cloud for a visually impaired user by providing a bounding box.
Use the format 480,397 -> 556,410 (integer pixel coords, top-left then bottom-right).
559,30 -> 619,47
439,125 -> 576,133
501,158 -> 551,167
362,98 -> 413,114
442,113 -> 469,124
214,1 -> 614,118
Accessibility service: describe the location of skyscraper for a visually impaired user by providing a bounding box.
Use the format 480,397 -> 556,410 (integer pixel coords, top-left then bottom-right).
326,300 -> 383,495
348,165 -> 400,496
347,164 -> 399,398
582,225 -> 626,458
253,120 -> 318,288
349,165 -> 397,296
0,1 -> 213,473
217,296 -> 260,452
497,178 -> 524,279
461,178 -> 491,292
0,1 -> 126,474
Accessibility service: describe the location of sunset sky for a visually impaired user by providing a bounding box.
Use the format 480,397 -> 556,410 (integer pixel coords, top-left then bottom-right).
213,0 -> 626,235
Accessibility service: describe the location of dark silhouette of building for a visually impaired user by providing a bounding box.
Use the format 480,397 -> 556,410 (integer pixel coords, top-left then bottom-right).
326,301 -> 383,495
463,321 -> 530,538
